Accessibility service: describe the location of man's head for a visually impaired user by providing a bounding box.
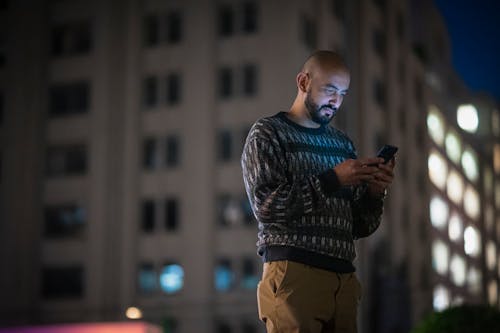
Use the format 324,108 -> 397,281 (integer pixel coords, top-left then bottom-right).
296,50 -> 350,125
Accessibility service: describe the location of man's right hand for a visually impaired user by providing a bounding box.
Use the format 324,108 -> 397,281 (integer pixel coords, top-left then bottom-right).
333,158 -> 383,186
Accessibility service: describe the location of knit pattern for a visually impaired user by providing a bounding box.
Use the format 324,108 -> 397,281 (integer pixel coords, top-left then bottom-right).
241,112 -> 383,263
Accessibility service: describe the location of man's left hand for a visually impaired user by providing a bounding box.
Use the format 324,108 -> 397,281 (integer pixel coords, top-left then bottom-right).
367,158 -> 396,197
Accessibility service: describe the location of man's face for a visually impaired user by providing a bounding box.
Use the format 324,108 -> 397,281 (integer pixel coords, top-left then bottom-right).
304,69 -> 350,125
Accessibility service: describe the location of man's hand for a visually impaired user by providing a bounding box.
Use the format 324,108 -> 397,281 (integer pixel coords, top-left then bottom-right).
334,157 -> 384,186
367,158 -> 396,197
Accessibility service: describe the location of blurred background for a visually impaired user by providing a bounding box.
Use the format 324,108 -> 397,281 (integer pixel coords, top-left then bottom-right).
0,0 -> 499,332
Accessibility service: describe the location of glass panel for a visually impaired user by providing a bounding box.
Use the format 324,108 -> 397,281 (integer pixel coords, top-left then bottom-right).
432,239 -> 449,275
160,263 -> 184,294
428,150 -> 448,190
464,226 -> 481,257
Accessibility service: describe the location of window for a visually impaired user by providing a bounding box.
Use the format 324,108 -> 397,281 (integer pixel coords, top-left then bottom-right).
0,0 -> 8,10
46,144 -> 87,177
52,21 -> 92,57
44,204 -> 86,238
301,15 -> 317,50
166,73 -> 182,105
332,0 -> 346,21
373,0 -> 386,10
138,263 -> 156,294
215,321 -> 232,333
141,199 -> 155,232
143,76 -> 158,108
166,11 -> 183,43
218,5 -> 234,37
165,135 -> 180,167
243,64 -> 257,96
49,81 -> 90,116
0,92 -> 3,125
143,138 -> 158,170
144,11 -> 183,47
373,79 -> 386,107
215,258 -> 234,291
241,257 -> 258,289
42,266 -> 84,299
143,15 -> 159,47
218,67 -> 233,98
373,29 -> 386,57
242,1 -> 258,33
160,263 -> 184,294
165,198 -> 179,231
218,130 -> 232,162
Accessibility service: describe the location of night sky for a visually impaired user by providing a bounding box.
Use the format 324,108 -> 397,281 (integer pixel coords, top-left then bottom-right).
434,0 -> 500,102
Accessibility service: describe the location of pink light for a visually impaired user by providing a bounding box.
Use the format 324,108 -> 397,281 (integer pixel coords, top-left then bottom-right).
0,322 -> 161,333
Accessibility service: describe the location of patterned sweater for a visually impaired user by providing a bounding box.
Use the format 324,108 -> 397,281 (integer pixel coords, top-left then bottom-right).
241,112 -> 384,273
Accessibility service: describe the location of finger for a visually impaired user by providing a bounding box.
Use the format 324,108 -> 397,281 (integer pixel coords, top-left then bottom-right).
359,157 -> 384,166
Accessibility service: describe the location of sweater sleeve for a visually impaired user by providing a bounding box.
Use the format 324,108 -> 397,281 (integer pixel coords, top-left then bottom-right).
241,124 -> 340,224
351,188 -> 384,239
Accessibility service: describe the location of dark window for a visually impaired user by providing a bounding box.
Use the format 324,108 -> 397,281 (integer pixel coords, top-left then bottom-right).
49,81 -> 90,116
165,198 -> 178,231
218,67 -> 233,98
241,197 -> 254,225
44,204 -> 86,238
396,11 -> 405,41
143,76 -> 158,108
215,321 -> 232,333
0,0 -> 8,10
332,0 -> 346,21
301,15 -> 317,50
0,30 -> 5,67
0,92 -> 3,125
141,200 -> 155,232
217,130 -> 232,161
166,73 -> 181,105
218,5 -> 234,37
242,2 -> 258,33
143,138 -> 158,169
217,194 -> 231,226
373,79 -> 386,107
166,11 -> 183,43
138,263 -> 156,294
373,29 -> 386,57
243,64 -> 257,96
241,257 -> 258,289
46,144 -> 87,177
373,0 -> 386,10
42,266 -> 84,299
165,135 -> 180,167
52,21 -> 92,57
144,15 -> 159,47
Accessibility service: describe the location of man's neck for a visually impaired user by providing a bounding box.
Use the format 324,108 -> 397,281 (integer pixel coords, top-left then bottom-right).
287,104 -> 320,129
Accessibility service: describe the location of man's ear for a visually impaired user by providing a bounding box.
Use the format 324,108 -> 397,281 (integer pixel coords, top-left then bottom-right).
296,72 -> 309,93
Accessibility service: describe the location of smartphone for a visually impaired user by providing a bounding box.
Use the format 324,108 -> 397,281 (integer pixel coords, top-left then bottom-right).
376,144 -> 398,164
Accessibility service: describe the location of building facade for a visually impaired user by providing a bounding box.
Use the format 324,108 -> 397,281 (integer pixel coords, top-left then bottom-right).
0,1 -> 498,333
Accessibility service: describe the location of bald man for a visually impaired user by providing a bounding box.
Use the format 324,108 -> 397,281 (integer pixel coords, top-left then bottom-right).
241,50 -> 395,332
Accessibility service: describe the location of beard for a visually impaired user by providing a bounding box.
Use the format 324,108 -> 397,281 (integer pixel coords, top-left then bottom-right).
304,92 -> 336,125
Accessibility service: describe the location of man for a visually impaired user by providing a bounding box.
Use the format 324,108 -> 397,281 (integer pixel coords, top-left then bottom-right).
241,50 -> 395,333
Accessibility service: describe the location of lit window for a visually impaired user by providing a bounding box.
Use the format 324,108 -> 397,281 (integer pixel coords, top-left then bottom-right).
467,267 -> 481,295
448,214 -> 463,242
215,259 -> 234,291
464,226 -> 481,257
430,196 -> 448,229
433,285 -> 450,311
446,170 -> 464,205
463,186 -> 480,219
488,280 -> 498,305
432,239 -> 449,275
445,131 -> 461,164
457,104 -> 479,133
427,106 -> 445,145
160,263 -> 184,294
461,148 -> 478,182
486,241 -> 496,271
428,151 -> 448,190
449,254 -> 466,286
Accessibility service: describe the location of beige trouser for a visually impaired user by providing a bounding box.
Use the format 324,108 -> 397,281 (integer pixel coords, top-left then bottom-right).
257,260 -> 362,333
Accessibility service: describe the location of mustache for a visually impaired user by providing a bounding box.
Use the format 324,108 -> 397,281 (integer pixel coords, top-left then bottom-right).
320,105 -> 337,112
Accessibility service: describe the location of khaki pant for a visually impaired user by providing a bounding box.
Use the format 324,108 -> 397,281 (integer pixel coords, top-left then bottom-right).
257,260 -> 362,333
